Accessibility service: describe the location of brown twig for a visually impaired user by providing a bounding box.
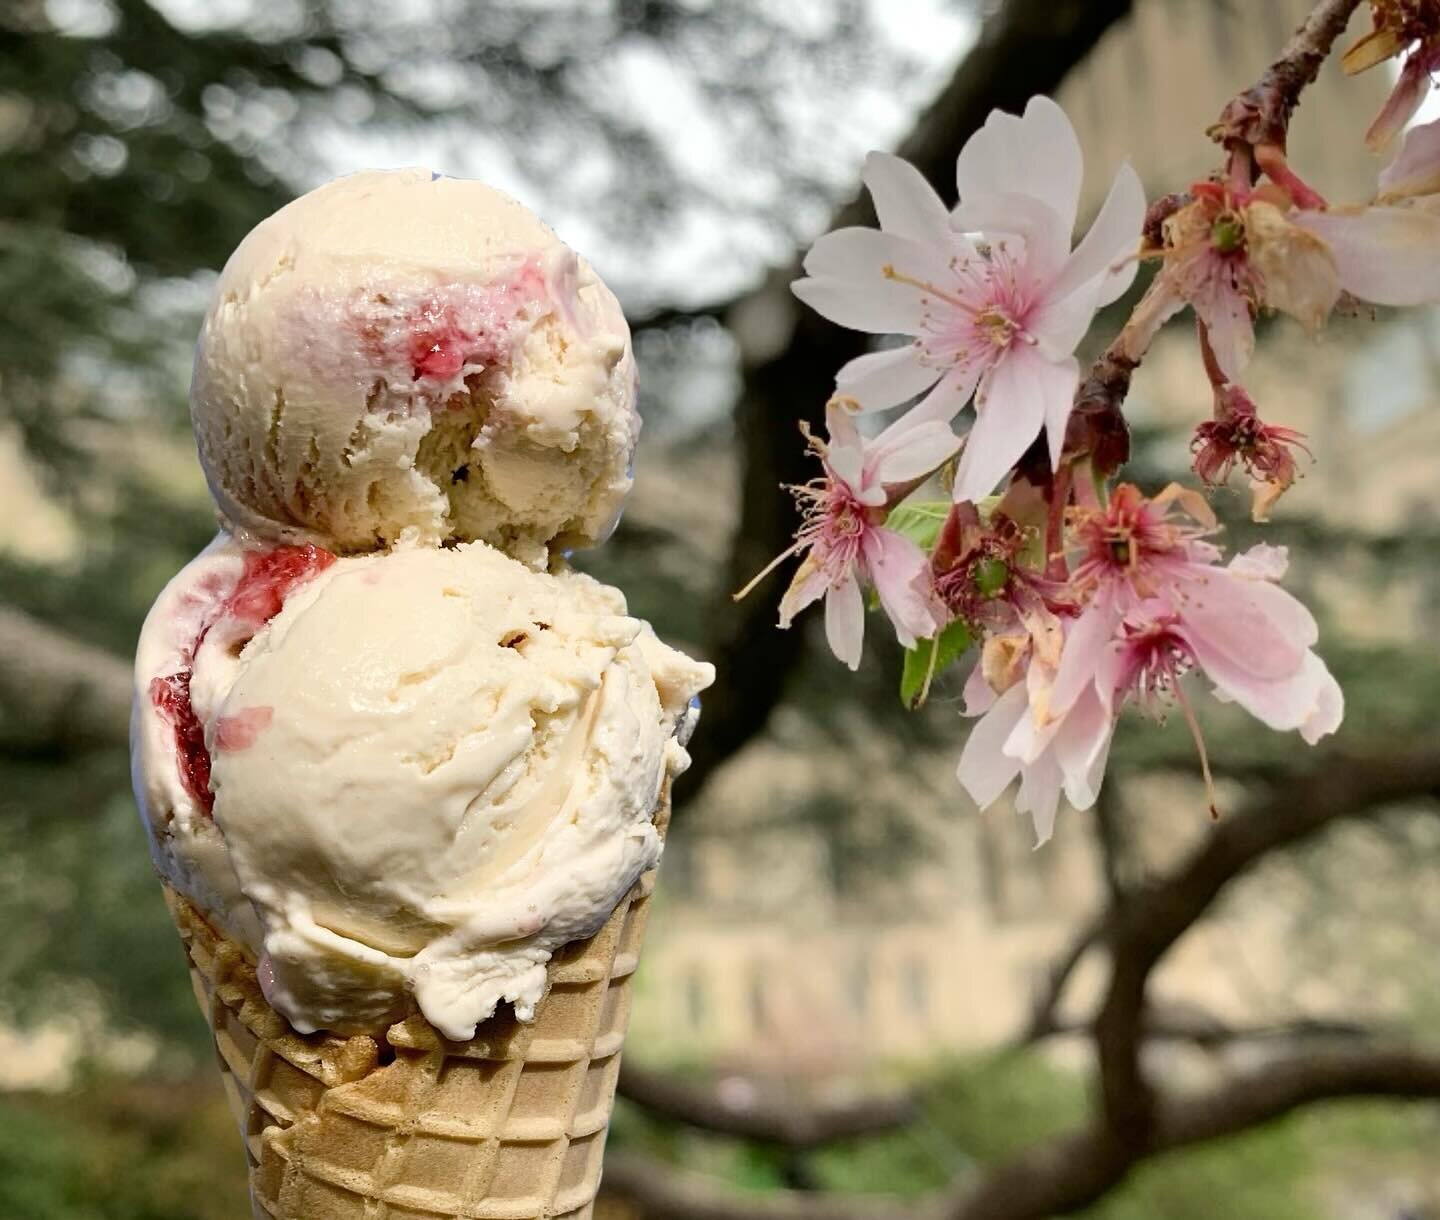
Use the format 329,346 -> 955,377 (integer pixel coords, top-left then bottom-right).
1209,0 -> 1366,151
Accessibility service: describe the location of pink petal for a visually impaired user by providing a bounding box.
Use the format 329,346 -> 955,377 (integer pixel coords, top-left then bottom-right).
835,343 -> 939,410
1294,206 -> 1440,306
1175,569 -> 1315,682
950,347 -> 1053,503
1379,117 -> 1440,200
825,569 -> 866,670
861,528 -> 939,647
956,96 -> 1082,237
1189,263 -> 1255,381
823,404 -> 866,493
1200,644 -> 1338,735
956,682 -> 1028,809
863,151 -> 955,246
1366,58 -> 1432,151
1044,599 -> 1122,723
1049,161 -> 1146,307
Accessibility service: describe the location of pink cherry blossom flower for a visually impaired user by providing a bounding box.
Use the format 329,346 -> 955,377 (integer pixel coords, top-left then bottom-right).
737,401 -> 961,670
791,96 -> 1145,504
959,488 -> 1342,842
956,629 -> 1115,846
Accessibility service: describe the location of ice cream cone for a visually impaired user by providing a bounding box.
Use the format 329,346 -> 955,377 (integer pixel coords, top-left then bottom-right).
164,799 -> 667,1220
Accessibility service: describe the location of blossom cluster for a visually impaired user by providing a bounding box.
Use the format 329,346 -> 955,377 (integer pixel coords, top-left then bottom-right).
746,21 -> 1440,843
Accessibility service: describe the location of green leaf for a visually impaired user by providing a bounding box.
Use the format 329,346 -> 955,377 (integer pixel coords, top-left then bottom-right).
884,501 -> 950,551
899,619 -> 973,709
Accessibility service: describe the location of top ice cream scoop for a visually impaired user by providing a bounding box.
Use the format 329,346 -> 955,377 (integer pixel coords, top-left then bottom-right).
190,168 -> 638,566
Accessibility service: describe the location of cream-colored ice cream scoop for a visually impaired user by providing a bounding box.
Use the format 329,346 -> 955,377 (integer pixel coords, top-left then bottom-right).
190,168 -> 638,566
133,534 -> 712,1039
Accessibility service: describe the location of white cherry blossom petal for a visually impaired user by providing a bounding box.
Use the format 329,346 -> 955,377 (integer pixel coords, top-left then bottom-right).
791,275 -> 922,335
825,569 -> 866,670
956,95 -> 1083,236
951,346 -> 1051,503
1015,751 -> 1065,846
870,417 -> 963,484
957,682 -> 1029,808
1294,206 -> 1440,306
834,343 -> 939,410
1055,687 -> 1115,812
951,192 -> 1071,288
863,151 -> 954,246
963,661 -> 998,716
778,553 -> 830,628
904,365 -> 983,427
1030,278 -> 1102,357
1038,353 -> 1081,470
1048,161 -> 1146,307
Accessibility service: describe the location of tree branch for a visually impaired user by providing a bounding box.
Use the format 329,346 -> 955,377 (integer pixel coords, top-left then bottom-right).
1209,0 -> 1365,151
617,1062 -> 916,1149
601,1152 -> 922,1220
0,604 -> 131,755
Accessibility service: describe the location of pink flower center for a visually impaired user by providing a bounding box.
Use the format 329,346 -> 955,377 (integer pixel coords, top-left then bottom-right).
1113,613 -> 1193,714
885,246 -> 1033,382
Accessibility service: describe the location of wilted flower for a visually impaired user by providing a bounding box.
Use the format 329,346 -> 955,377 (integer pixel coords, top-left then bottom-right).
1191,383 -> 1311,520
1343,0 -> 1440,148
1151,184 -> 1340,380
791,96 -> 1145,504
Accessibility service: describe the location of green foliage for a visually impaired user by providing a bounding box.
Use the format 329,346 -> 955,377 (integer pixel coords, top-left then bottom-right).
0,1083 -> 248,1220
0,776 -> 207,1052
899,618 -> 973,709
885,500 -> 950,551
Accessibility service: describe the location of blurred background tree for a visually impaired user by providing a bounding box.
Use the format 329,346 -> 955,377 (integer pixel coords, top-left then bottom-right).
3,0 -> 1440,1217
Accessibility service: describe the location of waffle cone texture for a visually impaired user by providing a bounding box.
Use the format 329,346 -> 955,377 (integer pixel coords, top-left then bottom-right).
165,798 -> 667,1220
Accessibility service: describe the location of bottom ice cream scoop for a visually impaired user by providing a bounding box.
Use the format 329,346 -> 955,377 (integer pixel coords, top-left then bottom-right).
132,534 -> 712,1039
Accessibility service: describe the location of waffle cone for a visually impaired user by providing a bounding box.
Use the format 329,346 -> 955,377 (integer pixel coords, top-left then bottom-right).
164,797 -> 667,1220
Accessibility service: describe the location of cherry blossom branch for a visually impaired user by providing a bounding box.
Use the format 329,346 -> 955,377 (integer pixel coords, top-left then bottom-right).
1057,0 -> 1365,473
1209,0 -> 1366,153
